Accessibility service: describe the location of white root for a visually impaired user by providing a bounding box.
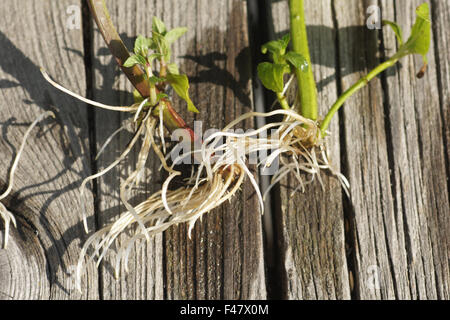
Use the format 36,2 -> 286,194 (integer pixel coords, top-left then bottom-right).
79,114 -> 148,233
75,165 -> 244,291
158,103 -> 167,154
41,70 -> 162,234
75,109 -> 350,291
0,111 -> 55,248
0,203 -> 16,249
95,124 -> 127,161
118,119 -> 154,242
133,98 -> 149,122
42,66 -> 349,291
41,69 -> 139,112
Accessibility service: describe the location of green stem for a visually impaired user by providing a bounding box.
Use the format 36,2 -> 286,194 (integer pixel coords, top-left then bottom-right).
145,65 -> 158,106
320,57 -> 398,135
289,0 -> 318,120
276,92 -> 290,110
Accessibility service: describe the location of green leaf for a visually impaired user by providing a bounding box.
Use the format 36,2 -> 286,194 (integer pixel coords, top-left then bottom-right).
261,41 -> 281,55
284,51 -> 309,72
166,73 -> 199,113
152,17 -> 166,35
167,63 -> 179,75
382,20 -> 404,46
165,27 -> 188,44
148,52 -> 163,62
261,34 -> 290,56
261,34 -> 290,64
134,35 -> 152,56
148,76 -> 165,85
257,62 -> 289,93
393,3 -> 431,63
123,54 -> 147,68
151,32 -> 171,61
280,34 -> 290,50
406,3 -> 430,60
156,93 -> 169,101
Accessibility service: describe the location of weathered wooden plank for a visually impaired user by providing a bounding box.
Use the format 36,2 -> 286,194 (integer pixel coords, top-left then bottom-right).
0,0 -> 97,299
380,0 -> 449,299
431,0 -> 450,185
92,0 -> 164,300
431,1 -> 450,296
165,0 -> 265,300
334,0 -> 449,299
270,0 -> 350,299
93,0 -> 266,299
2,0 -> 445,301
334,0 -> 397,299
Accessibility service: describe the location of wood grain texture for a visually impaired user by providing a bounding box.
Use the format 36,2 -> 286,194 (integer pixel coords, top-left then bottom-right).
380,0 -> 449,299
0,0 -> 97,299
432,0 -> 450,186
92,0 -> 266,299
270,0 -> 350,299
334,0 -> 449,299
91,0 -> 164,300
163,0 -> 266,300
334,0 -> 397,299
1,0 -> 448,300
432,3 -> 450,290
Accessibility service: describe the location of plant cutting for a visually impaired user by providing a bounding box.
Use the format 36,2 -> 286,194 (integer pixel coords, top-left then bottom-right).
255,1 -> 431,193
40,14 -> 199,235
39,0 -> 430,291
0,111 -> 54,248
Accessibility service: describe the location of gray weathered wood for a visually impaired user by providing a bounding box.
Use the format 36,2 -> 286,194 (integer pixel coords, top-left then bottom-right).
335,0 -> 449,299
380,0 -> 449,299
432,0 -> 450,182
92,0 -> 164,300
92,0 -> 266,299
432,3 -> 450,296
1,0 -> 448,300
334,0 -> 398,299
0,0 -> 97,299
270,0 -> 351,299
